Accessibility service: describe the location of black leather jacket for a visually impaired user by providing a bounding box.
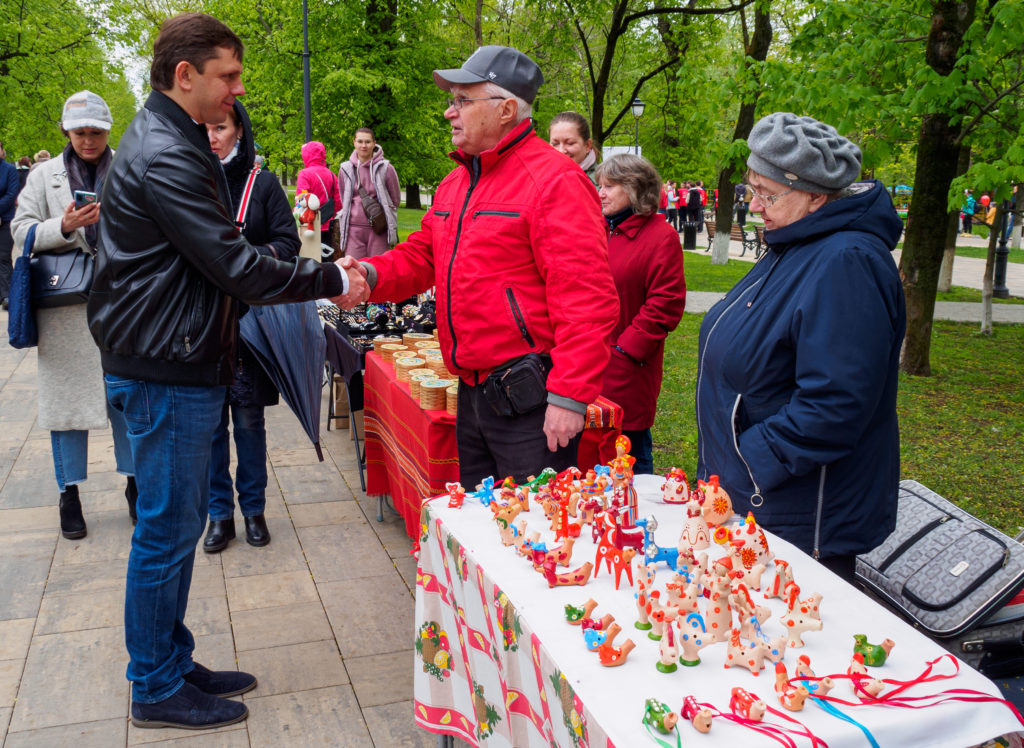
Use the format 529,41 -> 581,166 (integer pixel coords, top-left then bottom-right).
88,91 -> 343,386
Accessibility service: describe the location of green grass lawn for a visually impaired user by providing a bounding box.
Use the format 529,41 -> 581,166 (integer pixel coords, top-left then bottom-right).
954,244 -> 1024,264
652,317 -> 1024,536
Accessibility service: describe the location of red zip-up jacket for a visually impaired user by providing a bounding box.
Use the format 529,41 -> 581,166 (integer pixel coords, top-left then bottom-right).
365,120 -> 619,410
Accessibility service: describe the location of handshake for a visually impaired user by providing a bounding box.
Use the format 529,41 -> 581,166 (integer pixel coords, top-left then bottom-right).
329,256 -> 372,309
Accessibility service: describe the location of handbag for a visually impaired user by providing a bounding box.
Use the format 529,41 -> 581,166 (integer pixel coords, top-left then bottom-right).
8,224 -> 38,349
482,353 -> 550,417
315,174 -> 336,226
30,246 -> 94,308
358,184 -> 388,236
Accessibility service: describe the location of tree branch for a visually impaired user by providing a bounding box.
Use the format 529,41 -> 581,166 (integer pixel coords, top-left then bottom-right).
624,0 -> 755,25
954,76 -> 1024,144
601,55 -> 681,140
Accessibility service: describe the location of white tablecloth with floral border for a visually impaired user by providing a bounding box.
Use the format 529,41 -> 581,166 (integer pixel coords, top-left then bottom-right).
413,474 -> 1022,747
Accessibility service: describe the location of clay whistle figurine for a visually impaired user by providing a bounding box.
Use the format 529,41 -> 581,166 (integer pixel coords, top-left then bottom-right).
730,687 -> 766,721
678,612 -> 711,666
729,511 -> 774,569
794,655 -> 835,698
581,613 -> 615,633
472,476 -> 496,506
681,695 -> 713,733
853,634 -> 895,666
661,467 -> 690,504
679,498 -> 710,550
657,619 -> 680,673
765,559 -> 796,601
644,590 -> 678,641
565,598 -> 598,625
642,698 -> 679,735
774,662 -> 810,711
445,481 -> 465,508
597,625 -> 635,666
848,652 -> 886,699
724,628 -> 771,675
780,603 -> 823,648
697,474 -> 733,526
633,562 -> 657,630
523,467 -> 556,490
542,558 -> 592,588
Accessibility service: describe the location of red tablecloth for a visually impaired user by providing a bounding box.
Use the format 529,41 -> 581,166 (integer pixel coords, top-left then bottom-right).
364,351 -> 623,539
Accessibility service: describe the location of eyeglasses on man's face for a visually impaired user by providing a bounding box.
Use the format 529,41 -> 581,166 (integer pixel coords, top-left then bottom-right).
746,184 -> 794,208
445,96 -> 506,111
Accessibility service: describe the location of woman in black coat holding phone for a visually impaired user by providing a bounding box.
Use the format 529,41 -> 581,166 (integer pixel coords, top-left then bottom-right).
203,100 -> 300,553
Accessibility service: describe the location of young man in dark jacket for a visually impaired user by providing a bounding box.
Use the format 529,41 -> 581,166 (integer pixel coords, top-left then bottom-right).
87,13 -> 365,731
0,141 -> 19,308
346,47 -> 619,487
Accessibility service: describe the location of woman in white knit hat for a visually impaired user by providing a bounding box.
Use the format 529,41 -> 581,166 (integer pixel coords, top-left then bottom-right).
10,90 -> 135,540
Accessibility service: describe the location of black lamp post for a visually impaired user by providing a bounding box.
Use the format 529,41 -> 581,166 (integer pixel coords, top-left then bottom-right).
993,200 -> 1011,299
302,0 -> 312,142
630,98 -> 645,155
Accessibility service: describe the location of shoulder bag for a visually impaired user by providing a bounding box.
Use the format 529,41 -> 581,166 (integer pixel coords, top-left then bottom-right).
8,224 -> 38,348
359,184 -> 388,236
315,173 -> 336,226
30,244 -> 94,308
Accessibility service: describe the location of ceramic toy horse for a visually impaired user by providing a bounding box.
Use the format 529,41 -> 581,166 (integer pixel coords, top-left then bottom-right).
724,628 -> 772,675
636,515 -> 681,571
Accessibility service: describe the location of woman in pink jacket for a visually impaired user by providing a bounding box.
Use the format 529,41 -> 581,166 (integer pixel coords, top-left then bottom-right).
296,141 -> 341,252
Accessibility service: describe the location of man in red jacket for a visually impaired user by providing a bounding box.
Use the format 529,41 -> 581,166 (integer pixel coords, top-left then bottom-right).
349,46 -> 619,486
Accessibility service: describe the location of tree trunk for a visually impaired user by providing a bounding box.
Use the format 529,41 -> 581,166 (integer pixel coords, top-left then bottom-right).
937,144 -> 971,292
711,4 -> 771,265
405,183 -> 421,210
898,0 -> 976,376
980,204 -> 1001,335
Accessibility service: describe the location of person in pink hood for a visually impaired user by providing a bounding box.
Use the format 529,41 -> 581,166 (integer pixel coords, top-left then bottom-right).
338,127 -> 401,259
297,141 -> 341,251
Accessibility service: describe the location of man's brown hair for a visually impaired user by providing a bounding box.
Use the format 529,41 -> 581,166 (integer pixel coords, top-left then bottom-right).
150,13 -> 244,92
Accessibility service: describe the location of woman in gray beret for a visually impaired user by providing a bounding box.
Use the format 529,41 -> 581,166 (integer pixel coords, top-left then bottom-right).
694,112 -> 906,582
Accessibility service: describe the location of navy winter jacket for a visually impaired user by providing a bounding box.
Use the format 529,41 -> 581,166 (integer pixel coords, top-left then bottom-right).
696,180 -> 906,559
0,160 -> 20,221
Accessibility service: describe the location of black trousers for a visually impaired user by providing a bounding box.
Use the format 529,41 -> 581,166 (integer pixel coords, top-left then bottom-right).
0,222 -> 13,301
456,382 -> 580,488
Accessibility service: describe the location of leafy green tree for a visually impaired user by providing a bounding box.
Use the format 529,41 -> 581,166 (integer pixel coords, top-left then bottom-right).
0,0 -> 136,157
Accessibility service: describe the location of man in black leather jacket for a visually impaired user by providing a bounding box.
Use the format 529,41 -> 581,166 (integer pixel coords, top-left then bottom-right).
87,12 -> 365,731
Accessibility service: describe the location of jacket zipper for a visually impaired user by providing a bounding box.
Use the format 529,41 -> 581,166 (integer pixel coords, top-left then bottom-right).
695,281 -> 761,470
505,288 -> 535,347
730,394 -> 763,507
813,466 -> 827,559
434,210 -> 451,218
446,158 -> 482,371
473,210 -> 520,218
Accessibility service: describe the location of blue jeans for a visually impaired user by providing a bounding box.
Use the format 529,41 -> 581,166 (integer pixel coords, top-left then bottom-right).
105,375 -> 225,703
51,402 -> 134,491
622,428 -> 654,475
208,397 -> 267,520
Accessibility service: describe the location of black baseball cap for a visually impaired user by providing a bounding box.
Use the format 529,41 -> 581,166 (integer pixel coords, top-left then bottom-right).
433,46 -> 544,104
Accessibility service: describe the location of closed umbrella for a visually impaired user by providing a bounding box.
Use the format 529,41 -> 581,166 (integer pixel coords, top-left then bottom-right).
239,301 -> 326,461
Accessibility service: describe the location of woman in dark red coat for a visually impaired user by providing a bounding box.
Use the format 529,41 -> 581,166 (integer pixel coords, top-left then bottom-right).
595,155 -> 686,473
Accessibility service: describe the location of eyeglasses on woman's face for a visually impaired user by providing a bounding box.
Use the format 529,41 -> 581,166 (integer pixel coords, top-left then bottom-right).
445,96 -> 506,110
746,184 -> 794,208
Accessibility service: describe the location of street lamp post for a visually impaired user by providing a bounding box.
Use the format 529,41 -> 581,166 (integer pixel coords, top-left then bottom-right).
302,0 -> 312,142
630,98 -> 645,155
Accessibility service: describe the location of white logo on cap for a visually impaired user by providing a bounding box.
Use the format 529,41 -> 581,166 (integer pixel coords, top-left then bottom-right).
488,72 -> 496,79
784,172 -> 799,181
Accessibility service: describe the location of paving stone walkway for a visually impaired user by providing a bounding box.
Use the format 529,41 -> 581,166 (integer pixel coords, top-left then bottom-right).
0,326 -> 432,747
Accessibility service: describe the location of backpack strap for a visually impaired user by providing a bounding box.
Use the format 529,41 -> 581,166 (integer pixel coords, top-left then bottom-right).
235,166 -> 262,230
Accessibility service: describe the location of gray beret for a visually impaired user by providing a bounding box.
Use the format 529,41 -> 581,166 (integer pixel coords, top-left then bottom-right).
746,112 -> 862,193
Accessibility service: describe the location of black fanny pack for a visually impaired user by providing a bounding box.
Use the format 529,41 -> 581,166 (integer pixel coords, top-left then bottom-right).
482,353 -> 549,417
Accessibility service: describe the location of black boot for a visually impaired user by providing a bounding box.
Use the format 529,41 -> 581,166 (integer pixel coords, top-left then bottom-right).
244,514 -> 271,547
59,485 -> 87,539
203,519 -> 235,553
125,476 -> 138,525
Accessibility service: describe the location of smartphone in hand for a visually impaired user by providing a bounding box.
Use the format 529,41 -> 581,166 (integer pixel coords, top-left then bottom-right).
74,190 -> 97,210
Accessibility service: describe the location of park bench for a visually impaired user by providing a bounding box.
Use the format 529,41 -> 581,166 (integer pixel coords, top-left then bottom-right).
704,219 -> 764,258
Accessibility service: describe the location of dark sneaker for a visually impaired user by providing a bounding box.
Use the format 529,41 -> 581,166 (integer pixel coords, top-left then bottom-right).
183,662 -> 257,697
59,485 -> 87,540
130,682 -> 248,730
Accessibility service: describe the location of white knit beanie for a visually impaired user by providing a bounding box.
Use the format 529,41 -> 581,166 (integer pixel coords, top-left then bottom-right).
61,91 -> 113,131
